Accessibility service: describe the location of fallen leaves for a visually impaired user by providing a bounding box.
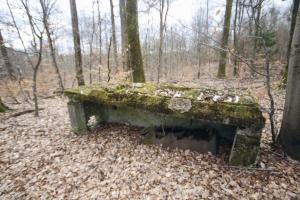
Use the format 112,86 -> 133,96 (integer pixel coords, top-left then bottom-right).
0,96 -> 299,199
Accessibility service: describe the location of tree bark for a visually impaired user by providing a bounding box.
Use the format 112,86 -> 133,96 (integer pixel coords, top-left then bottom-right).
251,0 -> 262,77
21,0 -> 43,117
32,38 -> 43,117
157,0 -> 165,83
40,0 -> 64,93
119,0 -> 127,71
96,0 -> 102,66
70,0 -> 85,86
233,0 -> 239,77
125,0 -> 145,83
279,2 -> 300,161
157,0 -> 169,83
0,29 -> 16,80
89,2 -> 96,85
109,0 -> 118,70
282,0 -> 300,86
217,0 -> 233,78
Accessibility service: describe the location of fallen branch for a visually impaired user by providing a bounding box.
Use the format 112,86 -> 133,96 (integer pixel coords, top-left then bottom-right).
38,94 -> 58,99
6,108 -> 44,118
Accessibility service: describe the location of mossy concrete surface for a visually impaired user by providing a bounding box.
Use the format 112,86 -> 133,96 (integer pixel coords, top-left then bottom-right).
65,83 -> 265,166
229,129 -> 261,166
67,101 -> 88,134
64,83 -> 265,130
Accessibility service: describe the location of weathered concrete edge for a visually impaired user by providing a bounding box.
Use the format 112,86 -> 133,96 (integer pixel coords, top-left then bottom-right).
64,87 -> 265,131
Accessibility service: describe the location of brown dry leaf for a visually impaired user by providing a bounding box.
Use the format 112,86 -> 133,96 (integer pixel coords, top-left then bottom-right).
0,89 -> 299,199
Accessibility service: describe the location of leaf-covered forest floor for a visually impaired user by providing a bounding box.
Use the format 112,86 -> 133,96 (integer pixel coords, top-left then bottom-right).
1,81 -> 300,199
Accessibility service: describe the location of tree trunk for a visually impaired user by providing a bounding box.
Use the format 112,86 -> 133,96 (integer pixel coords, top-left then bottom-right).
109,0 -> 118,71
206,0 -> 209,70
233,0 -> 239,77
40,0 -> 64,93
119,0 -> 127,71
96,0 -> 102,66
157,0 -> 169,83
279,2 -> 300,161
282,0 -> 300,87
44,28 -> 64,92
107,37 -> 112,83
21,0 -> 43,117
31,34 -> 43,117
251,0 -> 262,77
125,0 -> 145,83
89,2 -> 96,85
157,0 -> 165,83
217,0 -> 233,78
0,29 -> 16,80
70,0 -> 85,86
197,44 -> 202,79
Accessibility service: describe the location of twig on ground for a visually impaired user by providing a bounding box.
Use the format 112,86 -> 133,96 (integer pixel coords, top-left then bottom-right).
38,94 -> 57,99
6,108 -> 44,119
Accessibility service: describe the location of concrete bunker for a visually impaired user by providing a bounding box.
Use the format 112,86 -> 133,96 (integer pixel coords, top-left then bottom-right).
65,83 -> 265,166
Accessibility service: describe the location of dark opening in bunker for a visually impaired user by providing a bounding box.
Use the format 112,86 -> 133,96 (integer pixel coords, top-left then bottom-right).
142,126 -> 235,156
152,126 -> 218,154
83,101 -> 236,157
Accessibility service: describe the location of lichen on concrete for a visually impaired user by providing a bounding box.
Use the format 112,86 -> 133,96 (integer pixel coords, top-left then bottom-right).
64,83 -> 266,166
229,129 -> 261,166
64,83 -> 265,130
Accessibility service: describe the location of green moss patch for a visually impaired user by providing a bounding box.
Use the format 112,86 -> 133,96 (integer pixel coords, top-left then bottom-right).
64,83 -> 265,130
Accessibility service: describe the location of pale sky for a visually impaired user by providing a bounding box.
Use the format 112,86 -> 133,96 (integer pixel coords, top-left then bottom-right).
0,0 -> 292,53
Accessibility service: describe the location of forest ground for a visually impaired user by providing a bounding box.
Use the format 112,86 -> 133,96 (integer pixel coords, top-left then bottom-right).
1,76 -> 300,199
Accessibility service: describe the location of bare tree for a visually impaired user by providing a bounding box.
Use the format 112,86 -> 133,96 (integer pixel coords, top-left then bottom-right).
6,0 -> 32,67
21,0 -> 44,116
279,1 -> 300,161
96,0 -> 102,66
0,29 -> 16,80
39,0 -> 64,93
70,0 -> 85,86
192,8 -> 205,79
157,0 -> 170,83
251,0 -> 263,77
217,0 -> 233,78
119,0 -> 127,71
107,36 -> 112,82
88,1 -> 96,85
125,0 -> 146,82
109,0 -> 118,70
6,0 -> 34,104
233,0 -> 240,76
